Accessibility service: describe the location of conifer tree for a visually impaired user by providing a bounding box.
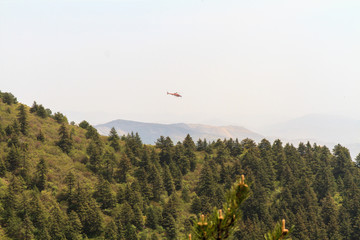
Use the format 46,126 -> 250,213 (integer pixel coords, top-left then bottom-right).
133,203 -> 144,230
104,220 -> 118,240
48,205 -> 67,240
86,140 -> 103,172
53,112 -> 68,124
196,162 -> 216,199
30,101 -> 38,113
169,161 -> 183,190
37,129 -> 45,142
66,211 -> 83,240
148,164 -> 164,201
190,175 -> 293,240
36,104 -> 48,118
191,195 -> 202,215
56,124 -> 73,154
17,104 -> 29,135
78,198 -> 104,237
163,165 -> 175,196
6,145 -> 22,172
119,201 -> 135,227
2,92 -> 17,105
145,206 -> 159,229
124,223 -> 138,240
156,136 -> 174,165
93,177 -> 116,209
162,211 -> 177,240
115,154 -> 132,183
0,158 -> 6,177
35,158 -> 47,191
108,127 -> 121,151
78,120 -> 89,129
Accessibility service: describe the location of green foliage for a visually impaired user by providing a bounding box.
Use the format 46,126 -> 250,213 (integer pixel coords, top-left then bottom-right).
264,220 -> 294,240
36,129 -> 45,142
35,158 -> 47,191
17,104 -> 28,135
30,102 -> 50,118
53,112 -> 68,124
56,124 -> 73,154
79,120 -> 90,129
6,145 -> 22,172
0,91 -> 18,105
108,127 -> 120,151
191,176 -> 250,239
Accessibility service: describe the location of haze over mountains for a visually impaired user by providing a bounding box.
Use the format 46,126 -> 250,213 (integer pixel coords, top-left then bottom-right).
260,114 -> 360,158
95,119 -> 264,144
95,114 -> 360,158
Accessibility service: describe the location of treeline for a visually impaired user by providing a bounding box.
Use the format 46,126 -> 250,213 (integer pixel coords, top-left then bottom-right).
0,91 -> 359,239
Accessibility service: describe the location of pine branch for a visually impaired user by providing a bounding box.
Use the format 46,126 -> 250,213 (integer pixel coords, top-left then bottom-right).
189,175 -> 294,240
264,219 -> 294,240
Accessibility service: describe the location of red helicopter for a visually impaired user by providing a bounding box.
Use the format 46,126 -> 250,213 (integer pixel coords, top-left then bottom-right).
167,92 -> 182,97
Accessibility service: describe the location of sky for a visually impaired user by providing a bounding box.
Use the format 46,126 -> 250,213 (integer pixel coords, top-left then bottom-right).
1,0 -> 360,130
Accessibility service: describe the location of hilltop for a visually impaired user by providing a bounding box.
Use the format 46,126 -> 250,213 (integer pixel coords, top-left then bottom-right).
0,91 -> 359,239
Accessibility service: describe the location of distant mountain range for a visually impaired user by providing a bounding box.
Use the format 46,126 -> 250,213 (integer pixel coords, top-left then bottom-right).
95,114 -> 360,158
95,119 -> 264,144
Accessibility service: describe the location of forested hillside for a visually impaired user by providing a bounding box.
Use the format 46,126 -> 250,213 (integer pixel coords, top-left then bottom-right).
0,91 -> 359,240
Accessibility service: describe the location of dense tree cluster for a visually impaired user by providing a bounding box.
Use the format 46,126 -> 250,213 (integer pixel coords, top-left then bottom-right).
0,91 -> 359,239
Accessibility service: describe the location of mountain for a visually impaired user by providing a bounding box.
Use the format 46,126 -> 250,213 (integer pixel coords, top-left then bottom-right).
261,114 -> 360,157
95,119 -> 264,144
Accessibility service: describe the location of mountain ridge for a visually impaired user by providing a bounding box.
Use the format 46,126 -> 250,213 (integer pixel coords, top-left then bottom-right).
95,119 -> 264,144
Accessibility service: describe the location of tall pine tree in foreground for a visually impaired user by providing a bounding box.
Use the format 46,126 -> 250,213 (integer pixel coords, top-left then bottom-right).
189,175 -> 293,240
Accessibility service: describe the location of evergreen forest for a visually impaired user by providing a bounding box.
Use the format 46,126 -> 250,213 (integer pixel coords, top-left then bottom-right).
0,90 -> 359,239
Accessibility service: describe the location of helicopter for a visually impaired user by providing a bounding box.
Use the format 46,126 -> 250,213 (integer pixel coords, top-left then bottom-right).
167,92 -> 182,97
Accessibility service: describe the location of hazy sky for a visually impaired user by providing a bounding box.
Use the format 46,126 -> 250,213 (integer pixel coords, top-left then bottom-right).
1,0 -> 360,129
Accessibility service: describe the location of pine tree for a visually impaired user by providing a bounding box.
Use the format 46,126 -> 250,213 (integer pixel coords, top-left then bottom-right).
124,223 -> 138,240
36,104 -> 48,118
78,198 -> 104,237
37,129 -> 45,142
156,136 -> 174,165
145,206 -> 159,230
196,162 -> 216,199
115,154 -> 131,183
6,145 -> 22,172
133,203 -> 144,230
66,211 -> 83,240
86,140 -> 103,172
119,201 -> 135,227
56,124 -> 73,154
190,175 -> 294,240
102,150 -> 116,181
35,158 -> 47,191
104,220 -> 118,240
191,195 -> 202,214
30,101 -> 38,113
163,165 -> 175,196
320,195 -> 341,240
20,213 -> 35,240
148,164 -> 164,202
48,205 -> 67,240
17,104 -> 29,135
162,211 -> 177,240
108,127 -> 121,151
169,161 -> 183,190
93,177 -> 116,209
53,112 -> 68,124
